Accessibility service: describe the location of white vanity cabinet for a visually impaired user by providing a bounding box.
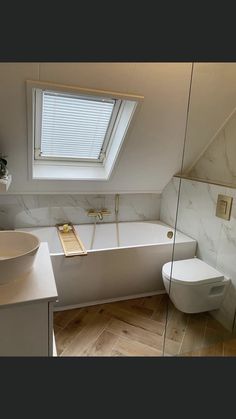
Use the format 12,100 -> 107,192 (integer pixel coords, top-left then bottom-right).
0,243 -> 58,356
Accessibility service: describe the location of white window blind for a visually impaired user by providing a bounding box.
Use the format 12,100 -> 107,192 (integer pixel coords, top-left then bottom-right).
39,91 -> 116,161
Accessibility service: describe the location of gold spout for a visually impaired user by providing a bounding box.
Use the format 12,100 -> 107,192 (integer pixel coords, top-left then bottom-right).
87,209 -> 100,217
87,209 -> 111,220
100,209 -> 111,216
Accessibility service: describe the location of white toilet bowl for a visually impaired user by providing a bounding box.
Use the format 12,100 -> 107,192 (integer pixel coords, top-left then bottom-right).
162,258 -> 230,313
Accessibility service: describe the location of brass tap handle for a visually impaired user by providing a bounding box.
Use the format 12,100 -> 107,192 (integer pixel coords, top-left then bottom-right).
87,209 -> 111,217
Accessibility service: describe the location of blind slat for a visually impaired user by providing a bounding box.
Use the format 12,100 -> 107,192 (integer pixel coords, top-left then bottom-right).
40,91 -> 115,160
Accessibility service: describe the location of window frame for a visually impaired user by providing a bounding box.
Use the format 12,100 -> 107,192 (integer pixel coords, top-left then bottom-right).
26,80 -> 143,181
34,89 -> 122,164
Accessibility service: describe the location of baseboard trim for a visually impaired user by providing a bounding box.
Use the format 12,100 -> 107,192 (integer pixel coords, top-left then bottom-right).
53,290 -> 166,312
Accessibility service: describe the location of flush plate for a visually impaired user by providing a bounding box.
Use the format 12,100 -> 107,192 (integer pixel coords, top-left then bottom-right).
216,194 -> 233,220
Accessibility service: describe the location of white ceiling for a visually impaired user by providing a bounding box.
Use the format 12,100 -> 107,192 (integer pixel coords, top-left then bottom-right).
0,63 -> 193,194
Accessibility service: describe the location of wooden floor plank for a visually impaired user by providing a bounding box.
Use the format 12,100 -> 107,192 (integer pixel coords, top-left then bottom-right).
187,313 -> 208,327
140,294 -> 166,310
179,323 -> 206,355
206,315 -> 228,332
106,318 -> 165,352
120,297 -> 146,306
54,308 -> 83,329
199,342 -> 224,356
102,304 -> 165,336
111,337 -> 163,357
113,300 -> 154,318
55,306 -> 100,355
151,295 -> 173,324
165,307 -> 189,343
162,336 -> 181,356
86,331 -> 119,356
181,342 -> 224,357
223,338 -> 236,356
54,324 -> 63,335
61,309 -> 111,356
53,296 -> 233,357
203,326 -> 228,350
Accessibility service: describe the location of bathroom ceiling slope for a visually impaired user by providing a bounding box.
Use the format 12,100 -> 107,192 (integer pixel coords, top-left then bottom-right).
0,62 -> 209,194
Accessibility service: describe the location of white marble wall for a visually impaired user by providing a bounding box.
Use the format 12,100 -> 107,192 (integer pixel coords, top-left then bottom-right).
160,177 -> 236,332
0,193 -> 161,229
188,109 -> 236,185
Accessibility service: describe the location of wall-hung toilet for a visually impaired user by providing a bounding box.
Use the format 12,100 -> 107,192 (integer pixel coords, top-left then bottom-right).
162,258 -> 230,313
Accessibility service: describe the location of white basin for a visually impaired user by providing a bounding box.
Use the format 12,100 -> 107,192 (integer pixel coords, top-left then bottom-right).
0,231 -> 40,285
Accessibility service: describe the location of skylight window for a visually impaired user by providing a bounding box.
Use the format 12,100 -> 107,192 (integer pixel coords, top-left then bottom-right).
27,81 -> 143,180
35,91 -> 121,162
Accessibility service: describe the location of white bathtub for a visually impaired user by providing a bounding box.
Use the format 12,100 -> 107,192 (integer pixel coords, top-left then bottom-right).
17,221 -> 197,309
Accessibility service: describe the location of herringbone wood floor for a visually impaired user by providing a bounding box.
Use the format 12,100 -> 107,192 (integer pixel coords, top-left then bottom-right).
53,294 -> 236,356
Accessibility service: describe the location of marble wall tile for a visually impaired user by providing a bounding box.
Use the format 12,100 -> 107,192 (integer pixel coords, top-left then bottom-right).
189,110 -> 236,186
118,193 -> 161,222
160,177 -> 236,331
213,187 -> 236,330
177,180 -> 225,267
0,193 -> 161,229
159,177 -> 180,227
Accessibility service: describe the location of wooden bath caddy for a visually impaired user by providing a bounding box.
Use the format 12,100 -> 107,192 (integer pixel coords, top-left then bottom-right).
56,223 -> 87,257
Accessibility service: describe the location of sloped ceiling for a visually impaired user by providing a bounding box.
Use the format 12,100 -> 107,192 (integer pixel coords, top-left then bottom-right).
182,63 -> 236,173
0,63 -> 194,194
188,109 -> 236,185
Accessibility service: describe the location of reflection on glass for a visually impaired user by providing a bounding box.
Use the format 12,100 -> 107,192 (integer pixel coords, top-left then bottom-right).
163,63 -> 236,357
180,63 -> 236,187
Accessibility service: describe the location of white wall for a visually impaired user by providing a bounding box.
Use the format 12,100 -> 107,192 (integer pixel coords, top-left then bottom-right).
0,63 -> 192,194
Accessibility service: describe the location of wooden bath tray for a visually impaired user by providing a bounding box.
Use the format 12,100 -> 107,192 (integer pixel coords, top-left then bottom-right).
56,223 -> 87,257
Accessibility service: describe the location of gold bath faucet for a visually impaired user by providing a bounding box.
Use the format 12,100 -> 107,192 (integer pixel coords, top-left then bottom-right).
87,209 -> 111,221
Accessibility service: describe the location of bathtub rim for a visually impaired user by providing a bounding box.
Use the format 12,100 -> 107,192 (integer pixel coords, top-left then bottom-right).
49,239 -> 196,256
16,220 -> 196,256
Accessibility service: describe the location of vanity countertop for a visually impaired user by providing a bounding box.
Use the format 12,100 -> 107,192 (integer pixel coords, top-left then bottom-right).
0,243 -> 58,308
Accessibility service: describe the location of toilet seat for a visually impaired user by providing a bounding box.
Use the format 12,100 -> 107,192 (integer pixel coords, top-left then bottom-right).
162,258 -> 224,285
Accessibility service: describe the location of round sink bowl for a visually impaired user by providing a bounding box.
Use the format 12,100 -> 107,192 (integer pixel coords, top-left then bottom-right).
0,231 -> 40,285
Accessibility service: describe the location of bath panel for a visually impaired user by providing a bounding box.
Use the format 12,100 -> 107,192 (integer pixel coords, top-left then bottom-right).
17,221 -> 197,308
